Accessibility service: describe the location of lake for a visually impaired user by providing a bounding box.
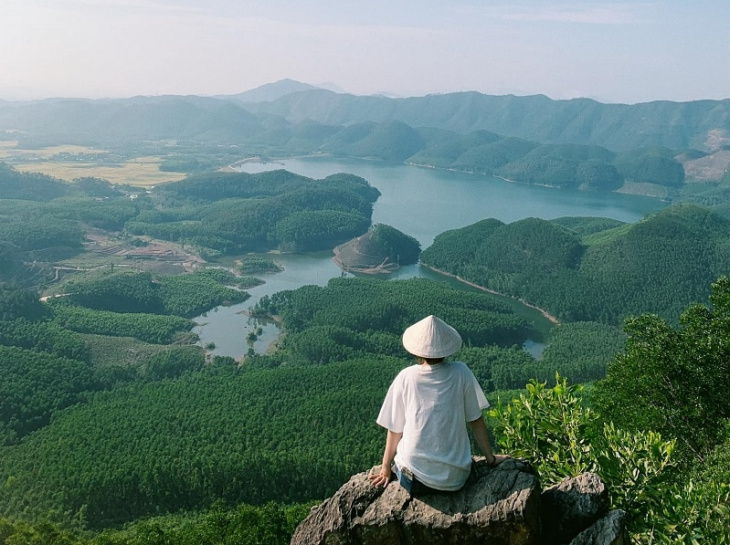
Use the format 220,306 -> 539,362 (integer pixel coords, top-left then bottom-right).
193,157 -> 665,359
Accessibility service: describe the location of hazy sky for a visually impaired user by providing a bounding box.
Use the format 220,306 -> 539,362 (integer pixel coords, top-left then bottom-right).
2,0 -> 729,103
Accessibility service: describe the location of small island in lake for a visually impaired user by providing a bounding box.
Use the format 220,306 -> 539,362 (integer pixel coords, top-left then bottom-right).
333,223 -> 421,274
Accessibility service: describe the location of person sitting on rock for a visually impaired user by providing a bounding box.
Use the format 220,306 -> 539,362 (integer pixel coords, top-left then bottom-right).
369,315 -> 507,495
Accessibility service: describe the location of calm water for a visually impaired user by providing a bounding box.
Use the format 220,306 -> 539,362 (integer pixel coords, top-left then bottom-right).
194,158 -> 664,359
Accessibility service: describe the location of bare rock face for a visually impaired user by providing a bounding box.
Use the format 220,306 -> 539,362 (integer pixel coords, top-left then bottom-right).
291,458 -> 541,545
570,509 -> 629,545
541,472 -> 610,544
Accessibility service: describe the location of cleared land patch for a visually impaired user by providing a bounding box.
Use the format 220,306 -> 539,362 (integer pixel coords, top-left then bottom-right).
683,149 -> 730,181
0,140 -> 19,157
0,142 -> 186,186
80,334 -> 171,367
14,156 -> 186,186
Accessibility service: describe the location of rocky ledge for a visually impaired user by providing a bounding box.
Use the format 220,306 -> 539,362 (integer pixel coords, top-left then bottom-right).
291,458 -> 628,545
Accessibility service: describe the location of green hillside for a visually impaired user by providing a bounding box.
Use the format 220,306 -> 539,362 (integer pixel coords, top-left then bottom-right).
0,357 -> 399,527
246,89 -> 730,152
333,223 -> 421,273
407,130 -> 501,167
322,120 -> 425,162
450,136 -> 539,174
0,165 -> 381,286
0,163 -> 72,201
0,96 -> 262,146
421,203 -> 730,324
408,132 -> 684,191
613,146 -> 686,186
127,170 -> 380,254
254,277 -> 532,363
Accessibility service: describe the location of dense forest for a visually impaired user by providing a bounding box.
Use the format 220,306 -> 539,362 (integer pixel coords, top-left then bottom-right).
0,271 -> 634,537
130,170 -> 380,254
0,268 -> 248,447
0,165 -> 382,288
253,277 -> 531,361
0,273 -> 728,543
421,203 -> 730,325
252,277 -> 624,390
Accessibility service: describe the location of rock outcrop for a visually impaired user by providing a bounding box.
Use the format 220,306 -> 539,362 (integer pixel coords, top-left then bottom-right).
570,509 -> 629,545
291,458 -> 628,545
541,472 -> 610,543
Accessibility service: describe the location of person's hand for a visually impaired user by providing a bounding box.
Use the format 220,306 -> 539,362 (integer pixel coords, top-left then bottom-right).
368,465 -> 392,488
486,454 -> 510,467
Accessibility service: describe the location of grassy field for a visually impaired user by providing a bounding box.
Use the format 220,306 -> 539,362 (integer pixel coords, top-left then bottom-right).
1,141 -> 187,186
81,333 -> 172,367
0,140 -> 20,156
14,157 -> 185,186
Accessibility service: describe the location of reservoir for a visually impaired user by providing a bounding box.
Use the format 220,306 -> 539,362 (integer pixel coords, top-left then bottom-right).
194,158 -> 665,359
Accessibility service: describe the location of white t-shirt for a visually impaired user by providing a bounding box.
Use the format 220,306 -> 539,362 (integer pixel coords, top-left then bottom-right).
376,361 -> 489,491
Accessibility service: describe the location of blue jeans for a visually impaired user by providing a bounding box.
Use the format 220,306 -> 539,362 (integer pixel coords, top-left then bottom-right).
393,463 -> 446,496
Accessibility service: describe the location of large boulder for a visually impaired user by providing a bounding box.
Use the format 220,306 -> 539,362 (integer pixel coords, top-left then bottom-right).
291,458 -> 541,545
541,472 -> 609,543
291,460 -> 631,545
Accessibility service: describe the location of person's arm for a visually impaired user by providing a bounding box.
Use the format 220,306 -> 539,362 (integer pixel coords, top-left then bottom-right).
368,429 -> 403,487
469,415 -> 507,466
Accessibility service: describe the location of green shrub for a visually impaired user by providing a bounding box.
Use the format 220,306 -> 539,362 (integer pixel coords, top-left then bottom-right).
490,375 -> 677,539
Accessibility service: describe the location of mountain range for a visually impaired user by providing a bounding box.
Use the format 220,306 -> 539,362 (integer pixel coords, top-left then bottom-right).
1,80 -> 729,187
232,80 -> 730,152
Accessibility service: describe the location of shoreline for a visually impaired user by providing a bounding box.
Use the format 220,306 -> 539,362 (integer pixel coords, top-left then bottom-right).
421,264 -> 561,325
228,153 -> 331,171
230,156 -> 665,201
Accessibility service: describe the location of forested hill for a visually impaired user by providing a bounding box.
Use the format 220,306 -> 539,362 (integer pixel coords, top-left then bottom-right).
2,90 -> 729,159
0,95 -> 263,144
333,224 -> 421,273
240,89 -> 730,152
420,202 -> 730,324
0,165 -> 381,287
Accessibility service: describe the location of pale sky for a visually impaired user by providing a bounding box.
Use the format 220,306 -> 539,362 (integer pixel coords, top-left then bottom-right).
1,0 -> 729,104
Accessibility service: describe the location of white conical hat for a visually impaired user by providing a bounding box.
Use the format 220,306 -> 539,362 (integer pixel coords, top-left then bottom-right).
402,315 -> 462,358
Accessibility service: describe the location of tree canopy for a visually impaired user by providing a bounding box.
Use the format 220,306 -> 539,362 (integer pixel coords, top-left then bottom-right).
421,204 -> 730,325
593,276 -> 730,462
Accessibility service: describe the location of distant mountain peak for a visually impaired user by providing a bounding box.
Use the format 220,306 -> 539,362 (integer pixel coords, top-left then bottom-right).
226,79 -> 343,103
